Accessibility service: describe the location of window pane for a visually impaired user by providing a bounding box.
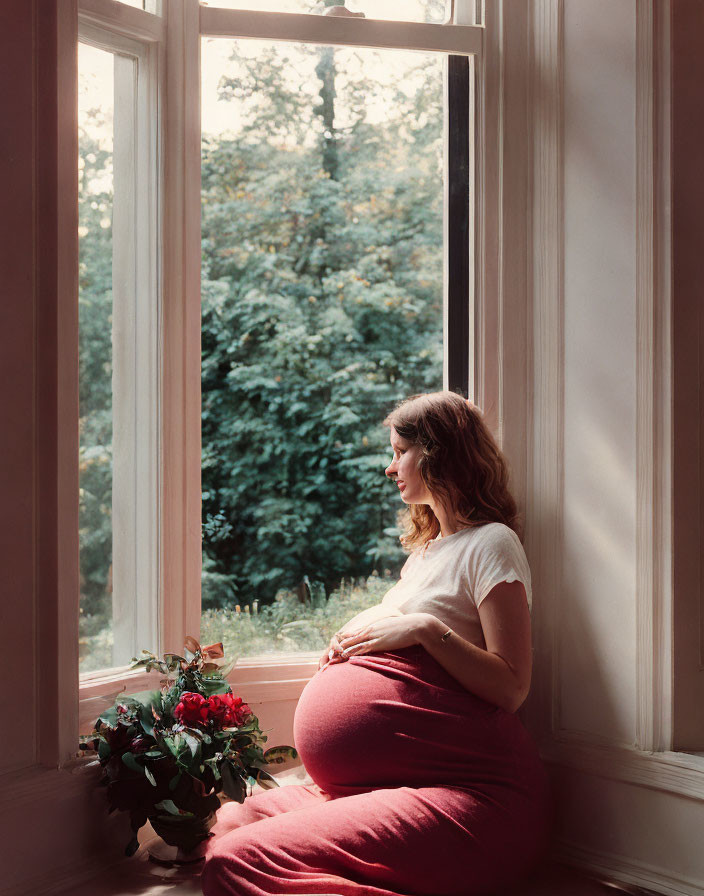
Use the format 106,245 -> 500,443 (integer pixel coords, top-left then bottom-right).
200,39 -> 445,658
204,0 -> 450,24
78,44 -> 115,672
79,41 -> 158,673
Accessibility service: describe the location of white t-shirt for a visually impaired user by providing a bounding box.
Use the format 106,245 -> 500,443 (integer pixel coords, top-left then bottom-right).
350,523 -> 531,651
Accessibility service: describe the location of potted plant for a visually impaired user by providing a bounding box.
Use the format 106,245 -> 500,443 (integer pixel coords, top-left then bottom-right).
80,637 -> 297,859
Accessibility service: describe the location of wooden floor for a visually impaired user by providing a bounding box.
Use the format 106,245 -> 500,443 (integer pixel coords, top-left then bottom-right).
66,855 -> 644,896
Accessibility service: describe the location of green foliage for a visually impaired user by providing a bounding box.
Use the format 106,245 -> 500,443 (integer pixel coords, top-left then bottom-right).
201,573 -> 391,656
200,43 -> 443,607
78,113 -> 115,650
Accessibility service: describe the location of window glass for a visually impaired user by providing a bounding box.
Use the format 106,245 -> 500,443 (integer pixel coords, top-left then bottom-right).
78,43 -> 116,672
203,0 -> 450,24
79,40 -> 158,673
200,38 -> 445,657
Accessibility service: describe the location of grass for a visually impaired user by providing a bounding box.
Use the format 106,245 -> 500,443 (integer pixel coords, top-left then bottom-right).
79,573 -> 392,671
201,574 -> 392,659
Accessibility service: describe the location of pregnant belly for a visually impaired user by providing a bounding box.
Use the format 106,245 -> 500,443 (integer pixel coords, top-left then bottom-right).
293,646 -> 518,798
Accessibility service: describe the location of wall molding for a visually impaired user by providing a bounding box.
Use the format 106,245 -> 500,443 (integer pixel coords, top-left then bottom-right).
555,841 -> 704,896
0,763 -> 131,896
497,0 -> 530,514
634,0 -> 656,754
541,733 -> 704,802
634,0 -> 673,755
525,0 -> 564,738
529,0 -> 674,759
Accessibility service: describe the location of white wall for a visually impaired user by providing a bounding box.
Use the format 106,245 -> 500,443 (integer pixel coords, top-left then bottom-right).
560,0 -> 637,745
534,2 -> 704,893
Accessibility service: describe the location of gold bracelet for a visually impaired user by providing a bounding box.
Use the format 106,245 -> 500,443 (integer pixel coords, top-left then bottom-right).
440,628 -> 453,643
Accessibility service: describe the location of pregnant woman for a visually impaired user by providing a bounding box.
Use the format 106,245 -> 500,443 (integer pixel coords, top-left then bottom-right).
202,391 -> 552,896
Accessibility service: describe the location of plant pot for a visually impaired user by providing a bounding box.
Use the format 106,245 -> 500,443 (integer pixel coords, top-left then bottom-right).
147,810 -> 216,865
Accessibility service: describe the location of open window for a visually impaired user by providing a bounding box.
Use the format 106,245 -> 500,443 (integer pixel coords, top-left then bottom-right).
77,0 -> 484,730
199,35 -> 472,661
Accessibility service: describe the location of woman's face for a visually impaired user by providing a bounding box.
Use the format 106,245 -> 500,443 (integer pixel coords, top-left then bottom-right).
385,426 -> 433,505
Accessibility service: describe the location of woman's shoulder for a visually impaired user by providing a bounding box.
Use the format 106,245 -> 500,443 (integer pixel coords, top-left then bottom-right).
468,521 -> 523,548
458,522 -> 529,567
435,521 -> 522,552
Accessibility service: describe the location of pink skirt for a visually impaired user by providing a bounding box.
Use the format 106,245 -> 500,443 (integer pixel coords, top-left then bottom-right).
202,645 -> 552,896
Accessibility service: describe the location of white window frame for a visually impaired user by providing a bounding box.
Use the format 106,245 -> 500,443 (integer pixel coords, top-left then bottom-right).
76,0 -> 512,730
78,0 -> 165,719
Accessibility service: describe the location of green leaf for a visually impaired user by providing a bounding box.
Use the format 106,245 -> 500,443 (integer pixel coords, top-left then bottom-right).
199,676 -> 230,697
162,735 -> 181,759
263,745 -> 298,765
125,687 -> 162,704
251,768 -> 279,790
144,764 -> 157,786
154,799 -> 181,816
121,751 -> 144,775
169,772 -> 182,792
97,705 -> 121,728
220,762 -> 247,802
204,758 -> 222,781
182,732 -> 201,760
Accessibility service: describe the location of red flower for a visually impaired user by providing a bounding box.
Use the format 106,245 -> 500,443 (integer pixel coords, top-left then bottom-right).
173,691 -> 253,730
174,692 -> 210,727
208,693 -> 252,729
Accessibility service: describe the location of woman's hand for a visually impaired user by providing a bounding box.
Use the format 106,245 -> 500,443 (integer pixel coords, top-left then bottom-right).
317,629 -> 348,670
335,613 -> 432,659
317,607 -> 412,670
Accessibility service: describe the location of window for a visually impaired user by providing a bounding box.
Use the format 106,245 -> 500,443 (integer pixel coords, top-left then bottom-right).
78,18 -> 159,676
200,36 -> 464,659
77,0 -> 482,725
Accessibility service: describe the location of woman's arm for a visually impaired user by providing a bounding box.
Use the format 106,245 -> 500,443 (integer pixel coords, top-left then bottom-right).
335,581 -> 532,711
417,580 -> 532,713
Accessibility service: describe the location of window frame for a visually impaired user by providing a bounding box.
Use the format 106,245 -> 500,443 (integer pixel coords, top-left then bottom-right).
77,24 -> 161,674
77,0 -> 166,715
196,3 -> 482,683
76,0 -> 491,729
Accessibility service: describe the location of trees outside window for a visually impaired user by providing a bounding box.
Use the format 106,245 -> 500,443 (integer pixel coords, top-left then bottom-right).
200,41 -> 445,654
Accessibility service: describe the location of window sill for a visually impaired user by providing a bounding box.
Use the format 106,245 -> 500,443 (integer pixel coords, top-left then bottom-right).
79,653 -> 319,734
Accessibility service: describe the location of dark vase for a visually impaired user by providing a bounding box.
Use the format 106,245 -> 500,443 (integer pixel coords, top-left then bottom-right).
148,810 -> 217,861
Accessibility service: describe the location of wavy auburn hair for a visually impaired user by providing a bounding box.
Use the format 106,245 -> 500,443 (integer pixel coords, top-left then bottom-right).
384,391 -> 520,550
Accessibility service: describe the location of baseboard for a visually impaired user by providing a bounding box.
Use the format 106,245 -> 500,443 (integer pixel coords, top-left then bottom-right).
556,841 -> 704,896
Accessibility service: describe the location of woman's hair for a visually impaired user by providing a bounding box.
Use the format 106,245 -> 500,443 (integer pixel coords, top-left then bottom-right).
383,391 -> 520,549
